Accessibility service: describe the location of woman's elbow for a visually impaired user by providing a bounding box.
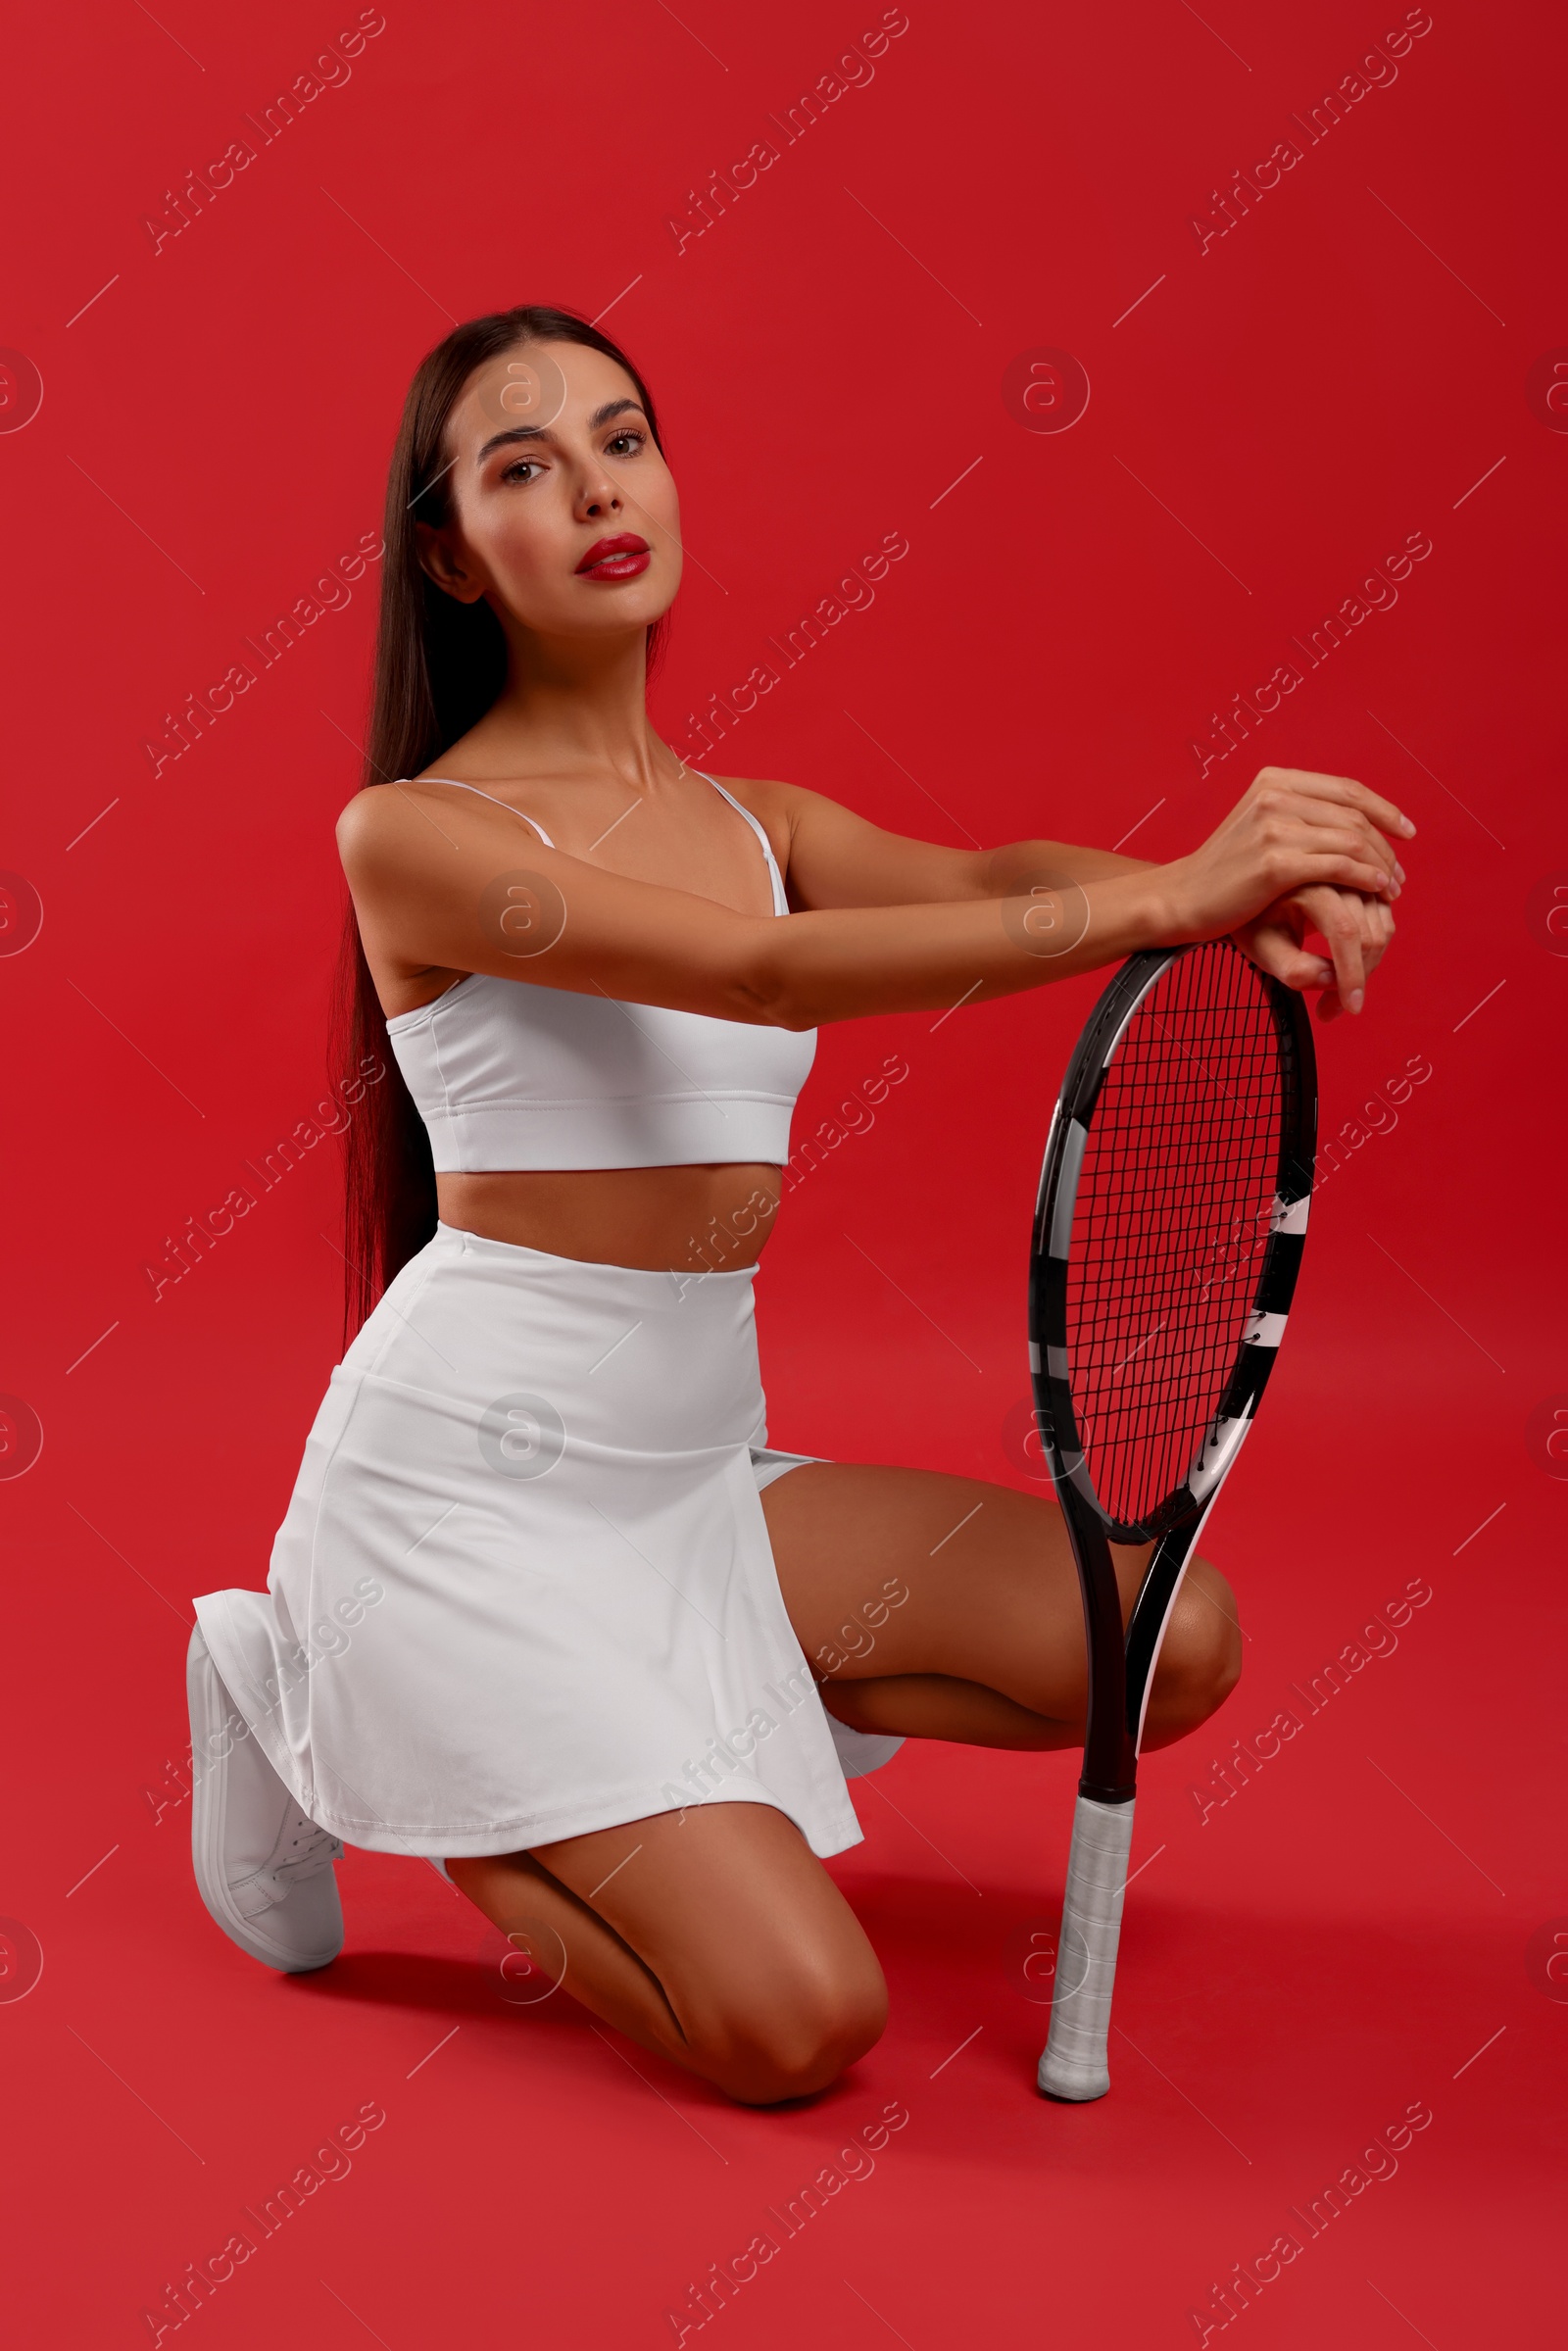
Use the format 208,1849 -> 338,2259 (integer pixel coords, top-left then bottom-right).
727,970 -> 817,1031
725,935 -> 817,1030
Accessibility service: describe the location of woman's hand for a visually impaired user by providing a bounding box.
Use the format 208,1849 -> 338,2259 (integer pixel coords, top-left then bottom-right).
1234,884 -> 1396,1019
1155,766 -> 1412,955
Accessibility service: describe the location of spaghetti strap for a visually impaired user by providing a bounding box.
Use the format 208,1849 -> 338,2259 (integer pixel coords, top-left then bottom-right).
696,771 -> 788,915
395,771 -> 783,906
397,775 -> 556,850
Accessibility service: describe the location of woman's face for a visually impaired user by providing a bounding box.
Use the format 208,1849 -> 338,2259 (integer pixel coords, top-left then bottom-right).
418,337 -> 682,641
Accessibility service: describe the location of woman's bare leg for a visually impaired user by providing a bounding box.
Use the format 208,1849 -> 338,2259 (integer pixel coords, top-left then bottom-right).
760,1461 -> 1242,1749
448,1462 -> 1237,2107
448,1799 -> 886,2106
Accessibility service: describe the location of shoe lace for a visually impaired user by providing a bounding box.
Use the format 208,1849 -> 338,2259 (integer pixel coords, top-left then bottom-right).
273,1813 -> 344,1883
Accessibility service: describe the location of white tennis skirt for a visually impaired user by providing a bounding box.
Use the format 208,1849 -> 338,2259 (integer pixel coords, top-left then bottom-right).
193,1223 -> 882,1864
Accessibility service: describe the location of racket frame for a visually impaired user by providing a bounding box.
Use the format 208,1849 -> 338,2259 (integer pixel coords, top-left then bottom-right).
1027,943 -> 1316,2093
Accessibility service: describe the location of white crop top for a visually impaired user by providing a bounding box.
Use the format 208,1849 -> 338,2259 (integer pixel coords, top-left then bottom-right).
382,772 -> 817,1171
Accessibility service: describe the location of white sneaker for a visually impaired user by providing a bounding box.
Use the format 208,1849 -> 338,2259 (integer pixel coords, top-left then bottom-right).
186,1625 -> 345,1972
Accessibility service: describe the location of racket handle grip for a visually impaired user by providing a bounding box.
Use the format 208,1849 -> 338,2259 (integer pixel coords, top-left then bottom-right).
1037,1793 -> 1136,2102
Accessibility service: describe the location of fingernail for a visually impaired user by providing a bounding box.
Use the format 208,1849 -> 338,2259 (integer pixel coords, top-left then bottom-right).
1395,861 -> 1406,882
1348,988 -> 1364,1013
1400,816 -> 1416,836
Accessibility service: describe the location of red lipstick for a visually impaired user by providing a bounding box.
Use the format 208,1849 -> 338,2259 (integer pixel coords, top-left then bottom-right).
575,533 -> 651,580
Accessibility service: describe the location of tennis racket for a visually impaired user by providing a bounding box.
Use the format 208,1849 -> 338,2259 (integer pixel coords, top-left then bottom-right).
1028,937 -> 1316,2101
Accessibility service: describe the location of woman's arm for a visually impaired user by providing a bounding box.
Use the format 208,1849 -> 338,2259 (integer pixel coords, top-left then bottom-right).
757,772 -> 1401,1018
340,766 -> 1409,1033
758,777 -> 1152,908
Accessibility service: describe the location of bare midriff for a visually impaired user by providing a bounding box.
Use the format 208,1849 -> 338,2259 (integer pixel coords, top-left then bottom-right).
436,1163 -> 784,1274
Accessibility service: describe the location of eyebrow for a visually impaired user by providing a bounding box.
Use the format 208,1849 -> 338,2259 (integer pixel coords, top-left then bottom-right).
474,398 -> 646,469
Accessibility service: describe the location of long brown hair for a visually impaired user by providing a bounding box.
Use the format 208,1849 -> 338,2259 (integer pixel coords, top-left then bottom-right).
334,305 -> 669,1340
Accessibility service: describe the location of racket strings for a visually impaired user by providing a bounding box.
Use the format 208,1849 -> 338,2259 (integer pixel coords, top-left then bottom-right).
1066,943 -> 1284,1528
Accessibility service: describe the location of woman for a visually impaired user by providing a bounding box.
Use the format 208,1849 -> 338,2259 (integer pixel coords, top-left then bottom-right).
188,304 -> 1407,2107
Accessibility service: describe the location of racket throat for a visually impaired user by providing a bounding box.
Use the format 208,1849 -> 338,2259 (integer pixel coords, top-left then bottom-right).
1071,1514 -> 1139,1804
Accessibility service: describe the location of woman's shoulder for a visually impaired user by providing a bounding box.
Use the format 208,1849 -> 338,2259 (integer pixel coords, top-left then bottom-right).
704,770 -> 858,847
700,770 -> 816,826
698,772 -> 808,867
335,773 -> 466,875
702,768 -> 781,799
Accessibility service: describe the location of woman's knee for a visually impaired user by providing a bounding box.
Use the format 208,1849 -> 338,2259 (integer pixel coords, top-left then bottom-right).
1144,1557 -> 1242,1742
699,1956 -> 889,2105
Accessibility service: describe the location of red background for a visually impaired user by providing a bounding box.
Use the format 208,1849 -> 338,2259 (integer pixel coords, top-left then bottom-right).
2,1 -> 1564,2343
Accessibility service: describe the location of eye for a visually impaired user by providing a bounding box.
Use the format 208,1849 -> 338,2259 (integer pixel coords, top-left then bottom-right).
500,456 -> 545,485
605,428 -> 646,458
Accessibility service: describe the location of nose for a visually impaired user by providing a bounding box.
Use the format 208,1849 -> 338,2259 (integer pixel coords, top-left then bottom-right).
577,467 -> 621,523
